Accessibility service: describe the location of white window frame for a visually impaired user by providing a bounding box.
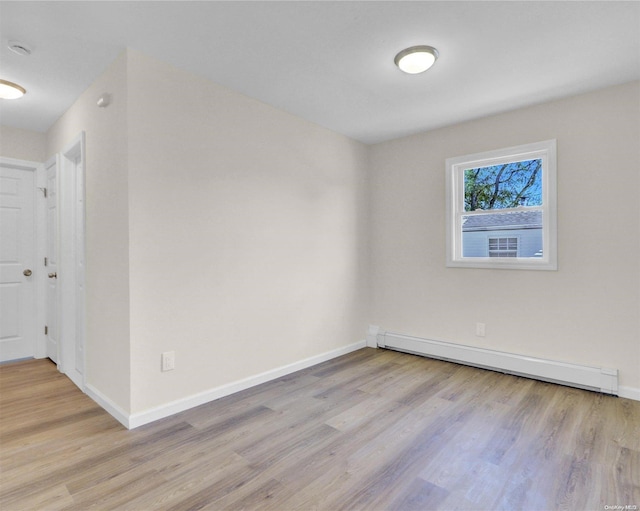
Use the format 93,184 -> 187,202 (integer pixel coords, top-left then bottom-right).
446,139 -> 557,270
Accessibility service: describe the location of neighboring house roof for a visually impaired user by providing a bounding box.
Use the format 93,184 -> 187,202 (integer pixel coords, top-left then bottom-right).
462,210 -> 542,231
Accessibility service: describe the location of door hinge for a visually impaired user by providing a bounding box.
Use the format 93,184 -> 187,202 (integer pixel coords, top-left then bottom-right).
44,325 -> 48,335
38,187 -> 47,198
44,257 -> 48,267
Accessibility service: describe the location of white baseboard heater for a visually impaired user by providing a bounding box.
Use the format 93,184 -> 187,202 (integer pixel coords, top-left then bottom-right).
377,330 -> 618,396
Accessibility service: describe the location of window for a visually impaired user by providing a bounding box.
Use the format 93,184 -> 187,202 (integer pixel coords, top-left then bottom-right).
488,237 -> 518,257
446,140 -> 557,270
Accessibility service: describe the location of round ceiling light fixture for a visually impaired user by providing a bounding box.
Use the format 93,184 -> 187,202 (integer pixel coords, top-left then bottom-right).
0,79 -> 27,99
394,45 -> 439,74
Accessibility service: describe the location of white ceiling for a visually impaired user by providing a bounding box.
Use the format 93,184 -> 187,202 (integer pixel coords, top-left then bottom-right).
1,1 -> 638,144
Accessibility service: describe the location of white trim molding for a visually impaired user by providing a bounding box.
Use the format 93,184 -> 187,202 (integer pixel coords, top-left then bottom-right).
57,132 -> 86,391
446,139 -> 557,270
85,383 -> 130,429
35,160 -> 48,359
127,340 -> 366,429
619,386 -> 640,402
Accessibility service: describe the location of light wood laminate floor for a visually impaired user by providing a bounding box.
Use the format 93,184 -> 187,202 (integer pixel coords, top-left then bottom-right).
1,348 -> 639,511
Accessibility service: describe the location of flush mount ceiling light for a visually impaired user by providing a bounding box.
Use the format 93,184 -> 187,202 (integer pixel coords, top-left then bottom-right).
0,79 -> 26,99
394,45 -> 439,74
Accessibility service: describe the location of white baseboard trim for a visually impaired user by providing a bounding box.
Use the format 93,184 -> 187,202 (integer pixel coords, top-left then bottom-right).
85,383 -> 131,429
619,386 -> 640,402
378,329 -> 620,396
127,340 -> 367,429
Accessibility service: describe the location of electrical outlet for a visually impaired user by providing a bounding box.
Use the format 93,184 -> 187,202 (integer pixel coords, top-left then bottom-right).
476,323 -> 486,337
161,351 -> 175,372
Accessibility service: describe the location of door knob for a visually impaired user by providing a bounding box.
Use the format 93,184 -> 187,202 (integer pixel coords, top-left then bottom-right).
48,272 -> 57,279
23,269 -> 32,277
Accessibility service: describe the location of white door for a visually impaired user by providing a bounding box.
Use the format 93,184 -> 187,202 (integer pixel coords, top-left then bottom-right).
45,157 -> 59,363
0,162 -> 36,362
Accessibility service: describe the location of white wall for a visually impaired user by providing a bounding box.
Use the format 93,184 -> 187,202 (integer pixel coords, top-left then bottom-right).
46,52 -> 131,413
125,50 -> 370,413
0,125 -> 46,162
10,47 -> 369,421
370,81 -> 640,392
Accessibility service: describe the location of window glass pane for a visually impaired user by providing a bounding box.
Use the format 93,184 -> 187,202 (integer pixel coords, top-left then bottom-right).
464,158 -> 542,211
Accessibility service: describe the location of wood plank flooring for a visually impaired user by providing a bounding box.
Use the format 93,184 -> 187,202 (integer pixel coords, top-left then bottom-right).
1,348 -> 639,510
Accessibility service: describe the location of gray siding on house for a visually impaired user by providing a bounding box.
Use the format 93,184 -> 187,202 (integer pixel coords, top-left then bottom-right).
462,210 -> 543,257
462,228 -> 543,257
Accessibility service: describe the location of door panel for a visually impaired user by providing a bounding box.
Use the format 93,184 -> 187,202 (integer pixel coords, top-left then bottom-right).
0,164 -> 36,362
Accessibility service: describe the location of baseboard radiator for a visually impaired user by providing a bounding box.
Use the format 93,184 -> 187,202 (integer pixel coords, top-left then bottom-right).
377,330 -> 618,395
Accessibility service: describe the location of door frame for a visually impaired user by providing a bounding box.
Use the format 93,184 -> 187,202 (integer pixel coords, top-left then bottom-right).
42,154 -> 60,362
36,158 -> 47,359
57,132 -> 86,390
